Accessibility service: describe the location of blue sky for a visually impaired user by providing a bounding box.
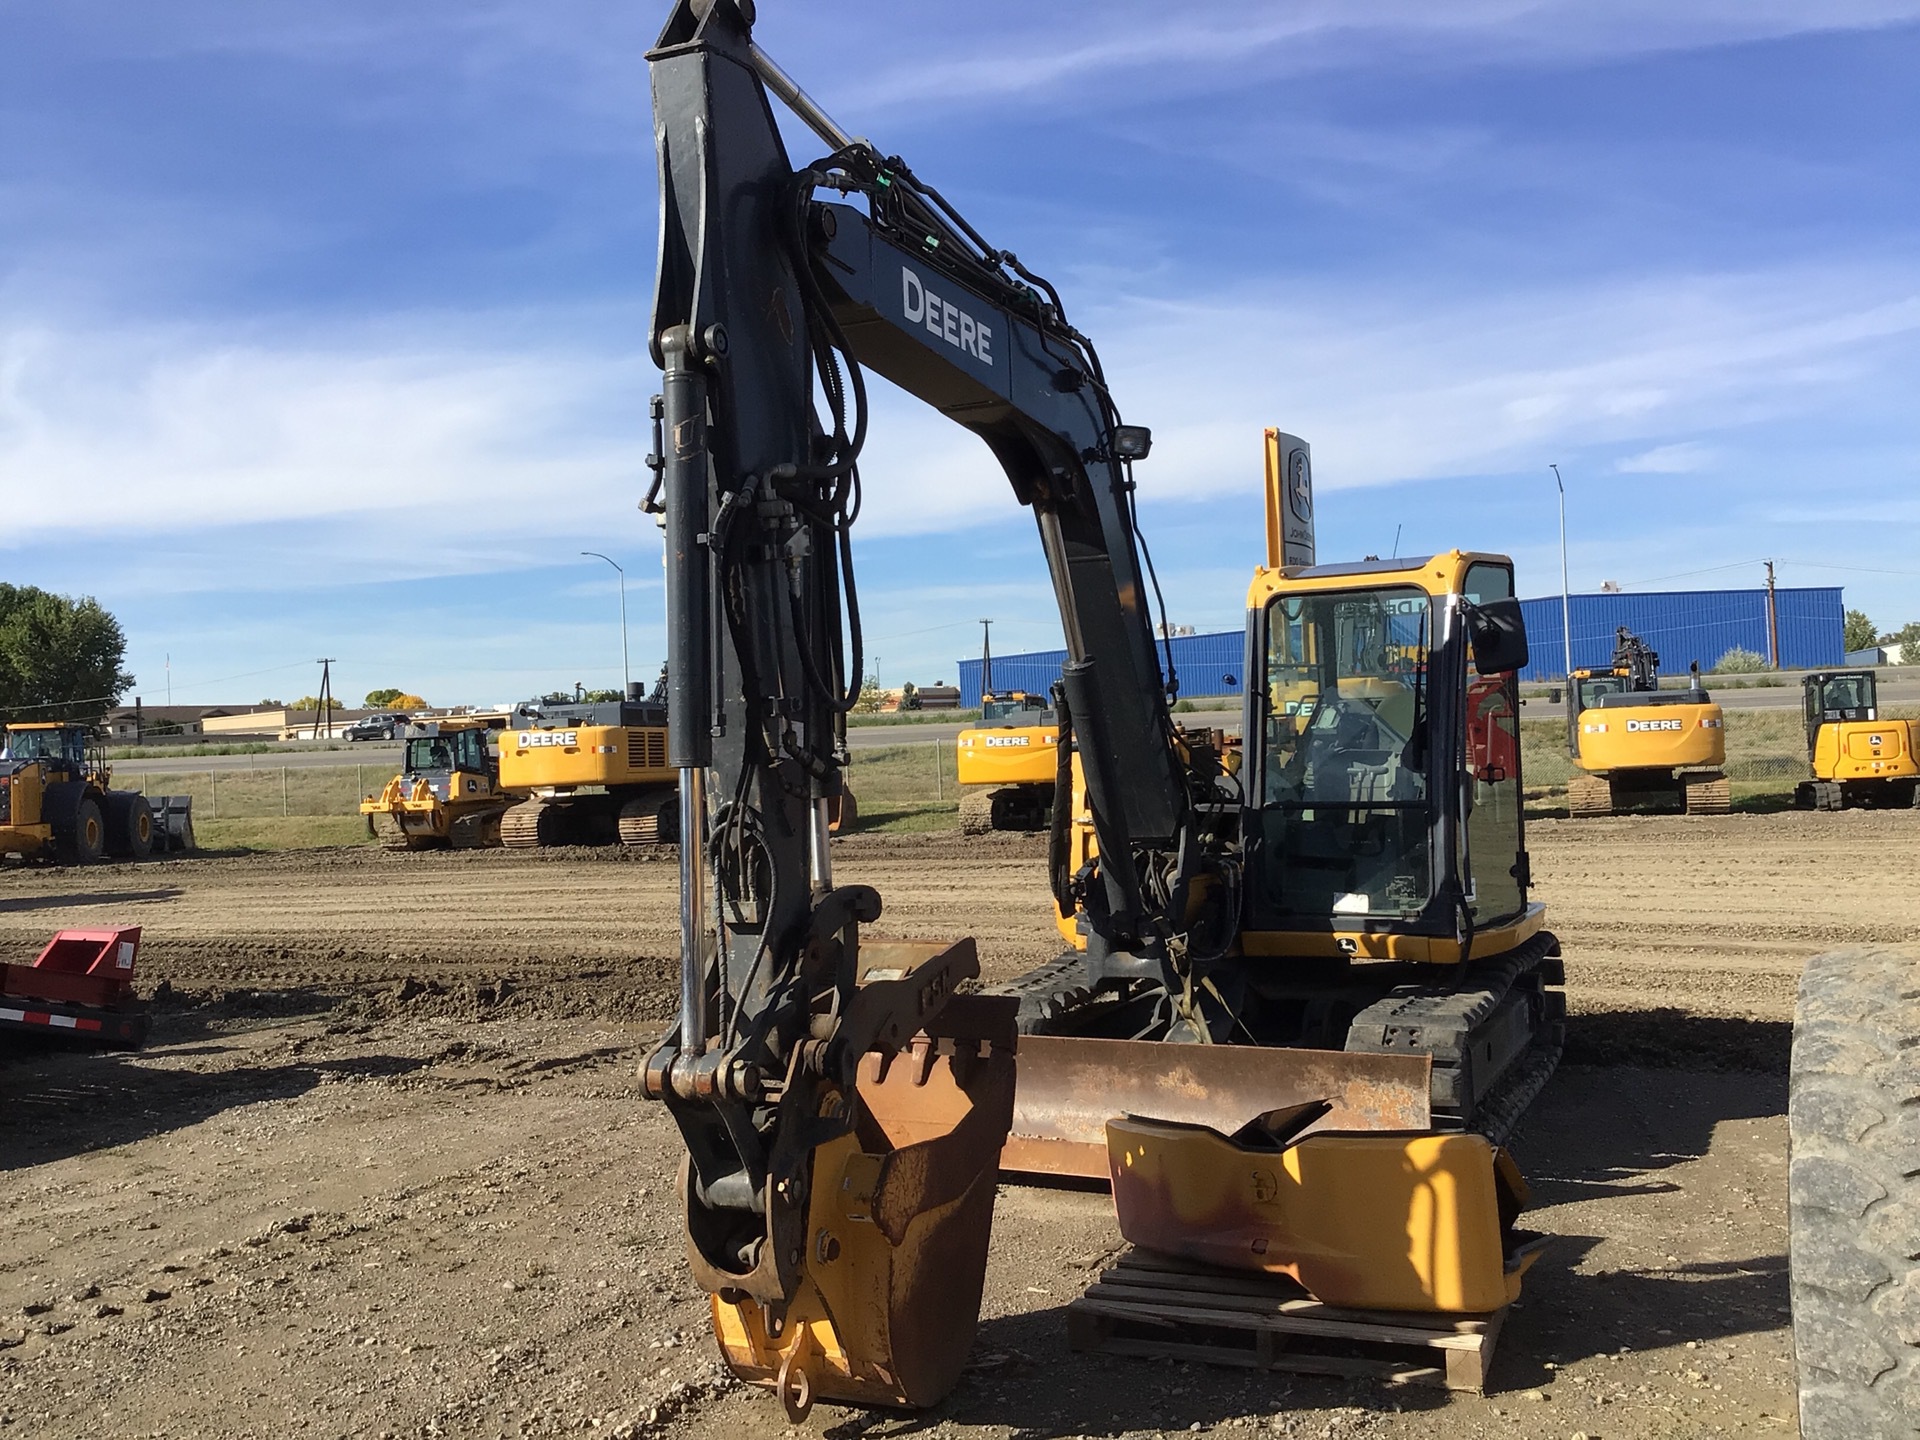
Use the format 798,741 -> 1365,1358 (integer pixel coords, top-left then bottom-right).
3,2 -> 1917,707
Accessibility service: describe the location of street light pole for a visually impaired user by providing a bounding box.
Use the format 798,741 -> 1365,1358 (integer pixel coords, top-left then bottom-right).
1549,465 -> 1571,678
581,552 -> 630,694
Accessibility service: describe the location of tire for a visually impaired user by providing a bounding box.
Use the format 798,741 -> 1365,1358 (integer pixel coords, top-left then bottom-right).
52,793 -> 107,865
104,792 -> 155,859
1789,947 -> 1920,1438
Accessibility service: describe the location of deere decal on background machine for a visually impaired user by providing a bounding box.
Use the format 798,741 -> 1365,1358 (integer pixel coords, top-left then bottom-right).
1793,669 -> 1919,810
360,716 -> 510,849
640,3 -> 1560,1417
1564,626 -> 1728,816
955,689 -> 1058,834
0,722 -> 194,864
496,690 -> 680,847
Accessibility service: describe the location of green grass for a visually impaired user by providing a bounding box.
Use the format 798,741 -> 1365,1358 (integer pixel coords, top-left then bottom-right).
844,743 -> 960,804
123,765 -> 389,819
193,816 -> 376,852
848,709 -> 982,727
847,802 -> 962,834
107,741 -> 284,759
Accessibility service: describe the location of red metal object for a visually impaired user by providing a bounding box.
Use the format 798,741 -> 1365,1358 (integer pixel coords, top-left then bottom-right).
0,926 -> 148,1049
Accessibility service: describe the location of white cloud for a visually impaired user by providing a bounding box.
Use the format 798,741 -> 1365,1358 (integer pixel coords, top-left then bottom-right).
1616,441 -> 1715,473
8,258 -> 1919,589
0,317 -> 652,578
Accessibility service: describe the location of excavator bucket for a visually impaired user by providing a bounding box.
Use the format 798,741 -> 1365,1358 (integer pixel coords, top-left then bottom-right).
1105,1116 -> 1544,1314
707,997 -> 1017,1419
1001,1034 -> 1434,1182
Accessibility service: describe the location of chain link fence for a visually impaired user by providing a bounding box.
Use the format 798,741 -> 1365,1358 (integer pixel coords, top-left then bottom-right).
124,767 -> 377,819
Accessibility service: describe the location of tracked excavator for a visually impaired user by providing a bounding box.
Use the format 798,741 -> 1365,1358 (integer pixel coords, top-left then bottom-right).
1792,669 -> 1919,810
639,2 -> 1561,1417
955,690 -> 1058,834
1565,627 -> 1728,816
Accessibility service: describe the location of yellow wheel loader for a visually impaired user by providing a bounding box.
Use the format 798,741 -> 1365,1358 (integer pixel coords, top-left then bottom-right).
360,717 -> 509,849
955,691 -> 1059,833
1793,669 -> 1919,810
1564,627 -> 1728,816
641,9 -> 1557,1416
0,722 -> 194,863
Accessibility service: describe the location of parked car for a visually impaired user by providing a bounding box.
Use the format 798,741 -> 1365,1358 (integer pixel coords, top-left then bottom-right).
345,714 -> 409,742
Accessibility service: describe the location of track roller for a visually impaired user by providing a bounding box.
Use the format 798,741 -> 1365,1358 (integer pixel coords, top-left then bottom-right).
1565,772 -> 1614,817
1682,771 -> 1731,815
617,788 -> 679,845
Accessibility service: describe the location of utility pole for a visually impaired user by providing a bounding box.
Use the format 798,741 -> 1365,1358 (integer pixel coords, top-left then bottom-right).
1765,559 -> 1780,669
581,552 -> 630,694
1550,465 -> 1572,677
314,658 -> 336,740
979,618 -> 993,700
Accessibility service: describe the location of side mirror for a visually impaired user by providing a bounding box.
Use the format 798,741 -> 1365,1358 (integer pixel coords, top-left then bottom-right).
1467,596 -> 1529,676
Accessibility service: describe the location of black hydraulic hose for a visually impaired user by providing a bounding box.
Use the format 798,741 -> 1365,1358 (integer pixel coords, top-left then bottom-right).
1048,681 -> 1076,918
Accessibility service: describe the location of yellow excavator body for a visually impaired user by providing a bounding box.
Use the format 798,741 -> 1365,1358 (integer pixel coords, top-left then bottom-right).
1573,700 -> 1724,772
1813,719 -> 1918,781
1563,632 -> 1729,816
956,691 -> 1059,834
1796,670 -> 1920,809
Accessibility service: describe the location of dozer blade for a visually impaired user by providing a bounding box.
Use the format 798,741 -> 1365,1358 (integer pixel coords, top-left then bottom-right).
708,994 -> 1017,1420
1002,1034 -> 1433,1183
1105,1117 -> 1545,1314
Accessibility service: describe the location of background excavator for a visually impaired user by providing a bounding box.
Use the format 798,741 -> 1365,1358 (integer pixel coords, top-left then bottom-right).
496,689 -> 680,847
1564,627 -> 1728,816
640,2 -> 1558,1417
955,690 -> 1058,834
1793,669 -> 1919,810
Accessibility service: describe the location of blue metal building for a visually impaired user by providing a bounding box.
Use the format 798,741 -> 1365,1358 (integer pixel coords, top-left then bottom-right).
957,631 -> 1248,709
955,585 -> 1844,701
1516,587 -> 1843,681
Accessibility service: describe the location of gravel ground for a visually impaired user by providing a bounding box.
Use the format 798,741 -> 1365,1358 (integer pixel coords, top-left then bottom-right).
3,808 -> 1916,1438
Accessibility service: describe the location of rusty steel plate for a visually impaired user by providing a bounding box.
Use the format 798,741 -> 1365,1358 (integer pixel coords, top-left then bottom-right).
1002,1035 -> 1433,1183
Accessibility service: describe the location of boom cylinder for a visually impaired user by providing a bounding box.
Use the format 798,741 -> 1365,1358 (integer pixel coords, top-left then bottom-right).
661,326 -> 713,770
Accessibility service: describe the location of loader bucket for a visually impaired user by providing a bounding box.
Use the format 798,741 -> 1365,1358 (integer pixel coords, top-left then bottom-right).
707,1001 -> 1016,1418
1105,1116 -> 1544,1313
1002,1034 -> 1433,1182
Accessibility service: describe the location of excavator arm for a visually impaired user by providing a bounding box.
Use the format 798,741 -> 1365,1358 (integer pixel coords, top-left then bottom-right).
639,0 -> 1230,1414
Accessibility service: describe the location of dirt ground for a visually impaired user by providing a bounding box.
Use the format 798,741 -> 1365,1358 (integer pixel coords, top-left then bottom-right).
3,810 -> 1917,1439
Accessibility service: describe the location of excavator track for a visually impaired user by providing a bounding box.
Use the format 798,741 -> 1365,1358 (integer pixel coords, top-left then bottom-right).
1682,770 -> 1731,815
617,788 -> 679,845
499,799 -> 556,849
957,790 -> 996,836
995,932 -> 1564,1147
1565,772 -> 1614,817
1342,930 -> 1566,1141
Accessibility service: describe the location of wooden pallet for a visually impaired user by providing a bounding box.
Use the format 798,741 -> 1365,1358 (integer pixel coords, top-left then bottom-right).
1066,1250 -> 1505,1393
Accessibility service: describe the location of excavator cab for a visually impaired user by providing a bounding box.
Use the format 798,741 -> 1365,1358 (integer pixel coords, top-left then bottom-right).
1248,557 -> 1527,938
1803,669 -> 1877,748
